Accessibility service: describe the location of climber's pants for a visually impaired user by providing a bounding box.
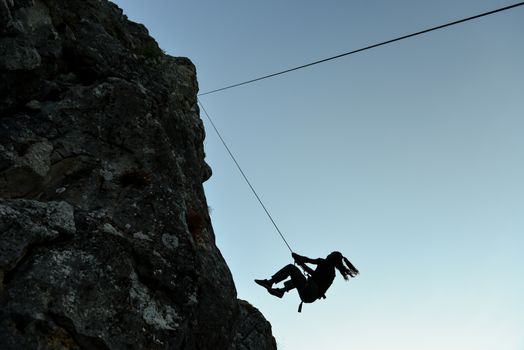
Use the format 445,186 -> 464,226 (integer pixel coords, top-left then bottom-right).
272,264 -> 318,302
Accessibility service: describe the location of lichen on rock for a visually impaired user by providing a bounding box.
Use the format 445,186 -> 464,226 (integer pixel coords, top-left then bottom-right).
0,0 -> 276,349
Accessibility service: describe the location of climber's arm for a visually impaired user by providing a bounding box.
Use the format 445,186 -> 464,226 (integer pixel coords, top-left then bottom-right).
292,252 -> 322,265
296,262 -> 315,276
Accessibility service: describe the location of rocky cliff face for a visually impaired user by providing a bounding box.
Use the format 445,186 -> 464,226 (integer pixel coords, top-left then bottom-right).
0,0 -> 276,349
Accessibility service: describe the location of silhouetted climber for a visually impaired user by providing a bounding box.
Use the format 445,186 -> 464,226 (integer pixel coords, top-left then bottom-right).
255,251 -> 359,312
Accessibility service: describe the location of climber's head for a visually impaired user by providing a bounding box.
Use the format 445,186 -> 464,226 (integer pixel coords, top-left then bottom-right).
327,251 -> 359,281
326,251 -> 343,264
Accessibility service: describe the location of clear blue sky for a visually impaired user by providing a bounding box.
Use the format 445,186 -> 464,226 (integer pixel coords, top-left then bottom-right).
112,1 -> 524,349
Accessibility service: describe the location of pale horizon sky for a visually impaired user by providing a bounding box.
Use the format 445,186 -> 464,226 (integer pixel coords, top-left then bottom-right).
112,1 -> 523,349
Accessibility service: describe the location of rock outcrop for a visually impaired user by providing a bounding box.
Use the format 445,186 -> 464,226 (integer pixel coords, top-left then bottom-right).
0,0 -> 276,349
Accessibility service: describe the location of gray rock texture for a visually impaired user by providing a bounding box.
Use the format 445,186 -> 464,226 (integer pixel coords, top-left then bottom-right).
0,0 -> 276,349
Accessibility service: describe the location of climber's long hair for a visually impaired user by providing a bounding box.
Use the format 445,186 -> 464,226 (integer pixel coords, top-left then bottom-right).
327,251 -> 360,281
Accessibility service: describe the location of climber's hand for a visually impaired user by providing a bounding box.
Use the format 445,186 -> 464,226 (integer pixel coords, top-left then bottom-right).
292,252 -> 302,263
